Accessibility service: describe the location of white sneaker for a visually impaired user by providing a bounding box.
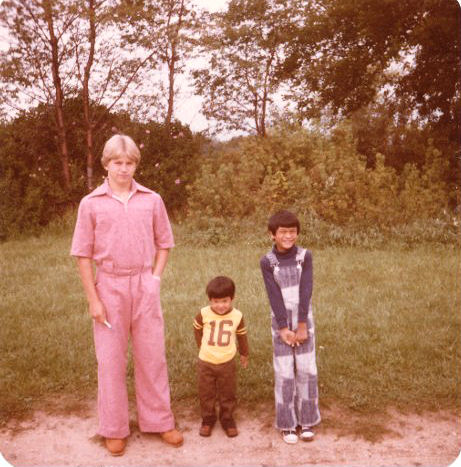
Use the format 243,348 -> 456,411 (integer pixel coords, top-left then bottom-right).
300,426 -> 315,441
282,430 -> 298,444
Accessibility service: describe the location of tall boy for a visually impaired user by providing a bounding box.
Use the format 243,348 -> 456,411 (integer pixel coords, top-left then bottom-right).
193,276 -> 249,438
260,210 -> 321,444
71,134 -> 182,456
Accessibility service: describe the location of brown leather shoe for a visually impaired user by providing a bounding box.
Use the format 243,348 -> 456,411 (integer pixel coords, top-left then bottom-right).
199,424 -> 213,437
225,426 -> 238,437
105,438 -> 126,456
160,428 -> 183,447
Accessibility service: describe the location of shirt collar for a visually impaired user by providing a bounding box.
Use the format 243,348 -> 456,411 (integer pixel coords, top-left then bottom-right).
87,179 -> 152,198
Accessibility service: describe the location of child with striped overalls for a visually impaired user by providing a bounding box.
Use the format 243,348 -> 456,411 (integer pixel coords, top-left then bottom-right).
260,210 -> 321,444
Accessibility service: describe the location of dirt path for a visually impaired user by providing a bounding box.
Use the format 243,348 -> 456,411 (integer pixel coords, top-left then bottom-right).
1,399 -> 460,467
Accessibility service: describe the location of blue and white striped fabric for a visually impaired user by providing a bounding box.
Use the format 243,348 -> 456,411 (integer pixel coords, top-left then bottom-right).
266,247 -> 321,430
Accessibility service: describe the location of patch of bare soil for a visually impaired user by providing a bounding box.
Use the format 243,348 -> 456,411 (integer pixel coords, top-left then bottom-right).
1,398 -> 460,467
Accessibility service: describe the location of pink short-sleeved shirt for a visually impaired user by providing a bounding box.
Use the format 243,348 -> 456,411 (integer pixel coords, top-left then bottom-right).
70,179 -> 174,270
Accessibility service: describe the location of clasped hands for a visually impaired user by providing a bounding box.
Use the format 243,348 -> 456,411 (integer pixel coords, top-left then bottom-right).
279,322 -> 308,347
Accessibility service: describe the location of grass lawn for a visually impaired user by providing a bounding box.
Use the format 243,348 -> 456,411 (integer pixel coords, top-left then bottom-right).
1,228 -> 460,424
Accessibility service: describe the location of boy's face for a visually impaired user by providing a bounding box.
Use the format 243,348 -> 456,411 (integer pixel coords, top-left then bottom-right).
272,226 -> 298,252
209,296 -> 233,315
104,155 -> 137,187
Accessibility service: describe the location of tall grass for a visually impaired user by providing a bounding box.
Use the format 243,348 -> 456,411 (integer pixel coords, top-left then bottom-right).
1,226 -> 460,424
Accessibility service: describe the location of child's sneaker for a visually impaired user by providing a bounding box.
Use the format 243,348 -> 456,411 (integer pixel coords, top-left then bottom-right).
281,430 -> 298,444
300,426 -> 315,441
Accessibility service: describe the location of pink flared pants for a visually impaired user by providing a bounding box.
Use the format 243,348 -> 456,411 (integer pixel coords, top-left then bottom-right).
93,266 -> 175,438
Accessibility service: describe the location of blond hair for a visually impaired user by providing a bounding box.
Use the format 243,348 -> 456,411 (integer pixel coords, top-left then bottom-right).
101,134 -> 141,167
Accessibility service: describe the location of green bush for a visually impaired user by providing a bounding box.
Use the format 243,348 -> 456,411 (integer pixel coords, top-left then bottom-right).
129,120 -> 204,216
186,123 -> 458,236
186,140 -> 267,219
2,106 -> 458,245
0,103 -> 203,239
0,114 -> 78,240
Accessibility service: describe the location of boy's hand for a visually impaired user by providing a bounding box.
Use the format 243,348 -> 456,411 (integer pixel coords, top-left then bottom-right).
240,355 -> 249,368
279,328 -> 296,347
89,298 -> 107,324
295,322 -> 308,345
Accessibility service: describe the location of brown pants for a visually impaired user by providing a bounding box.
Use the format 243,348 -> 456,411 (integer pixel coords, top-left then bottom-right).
198,359 -> 236,429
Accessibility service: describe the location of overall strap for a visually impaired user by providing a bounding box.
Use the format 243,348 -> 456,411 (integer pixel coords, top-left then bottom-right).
266,251 -> 280,273
295,247 -> 306,271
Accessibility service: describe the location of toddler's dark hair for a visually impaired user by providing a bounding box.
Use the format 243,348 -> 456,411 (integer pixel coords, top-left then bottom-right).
206,276 -> 235,299
268,210 -> 300,235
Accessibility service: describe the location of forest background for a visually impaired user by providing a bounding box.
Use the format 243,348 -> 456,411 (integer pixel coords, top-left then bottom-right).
0,0 -> 460,243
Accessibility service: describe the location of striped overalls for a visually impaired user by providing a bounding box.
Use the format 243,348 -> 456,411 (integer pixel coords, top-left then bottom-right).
266,247 -> 321,430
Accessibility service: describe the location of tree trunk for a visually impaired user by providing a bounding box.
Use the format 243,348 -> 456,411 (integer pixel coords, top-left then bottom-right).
85,128 -> 95,190
83,0 -> 96,191
258,51 -> 274,138
164,0 -> 185,133
43,0 -> 71,190
165,49 -> 175,133
260,89 -> 267,138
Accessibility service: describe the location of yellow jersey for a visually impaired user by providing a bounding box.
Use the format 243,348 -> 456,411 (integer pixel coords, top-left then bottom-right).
193,306 -> 248,364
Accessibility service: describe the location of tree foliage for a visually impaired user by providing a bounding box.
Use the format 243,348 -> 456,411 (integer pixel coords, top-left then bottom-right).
0,0 -> 459,241
282,0 -> 460,150
72,0 -> 160,190
0,0 -> 80,189
193,0 -> 293,136
117,0 -> 198,128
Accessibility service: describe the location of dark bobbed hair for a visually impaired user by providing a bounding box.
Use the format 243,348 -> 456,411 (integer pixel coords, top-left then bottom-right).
268,210 -> 300,235
206,276 -> 236,299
